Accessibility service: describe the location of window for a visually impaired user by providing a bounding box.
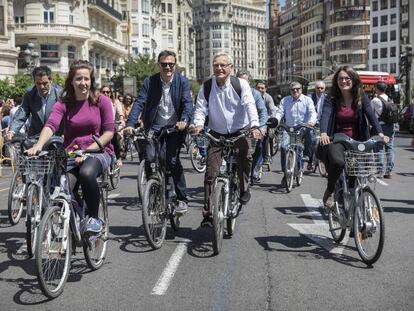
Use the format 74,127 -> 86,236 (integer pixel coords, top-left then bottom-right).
390,0 -> 396,8
142,0 -> 149,14
68,45 -> 76,65
373,49 -> 378,59
40,44 -> 59,63
390,14 -> 397,24
372,1 -> 378,11
162,19 -> 166,29
380,15 -> 388,26
380,0 -> 387,10
390,30 -> 396,41
168,3 -> 172,13
372,33 -> 378,43
69,15 -> 74,25
380,32 -> 387,42
0,6 -> 4,35
142,23 -> 149,37
390,46 -> 396,57
372,64 -> 378,71
44,8 -> 55,24
14,15 -> 24,24
161,3 -> 165,13
380,48 -> 387,58
168,19 -> 173,30
373,17 -> 378,27
380,63 -> 388,72
390,63 -> 396,73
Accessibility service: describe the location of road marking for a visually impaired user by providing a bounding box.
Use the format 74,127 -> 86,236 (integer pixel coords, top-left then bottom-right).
151,241 -> 188,295
0,187 -> 10,192
377,179 -> 388,186
108,193 -> 120,199
287,194 -> 349,254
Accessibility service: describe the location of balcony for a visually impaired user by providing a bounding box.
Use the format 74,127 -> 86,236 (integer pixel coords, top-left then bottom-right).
88,0 -> 122,21
15,23 -> 90,40
89,29 -> 127,55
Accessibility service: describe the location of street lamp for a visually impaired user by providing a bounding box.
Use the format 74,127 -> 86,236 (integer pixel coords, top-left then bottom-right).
400,44 -> 412,107
24,42 -> 39,74
107,61 -> 125,95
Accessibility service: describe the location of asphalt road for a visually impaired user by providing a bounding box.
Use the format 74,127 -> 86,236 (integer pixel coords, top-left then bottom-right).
0,132 -> 413,311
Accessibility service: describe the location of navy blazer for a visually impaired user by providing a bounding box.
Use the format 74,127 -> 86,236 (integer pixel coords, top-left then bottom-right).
126,72 -> 193,130
320,92 -> 383,141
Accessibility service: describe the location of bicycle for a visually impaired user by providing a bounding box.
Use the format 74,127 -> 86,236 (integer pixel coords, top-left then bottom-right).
311,125 -> 327,177
35,137 -> 109,298
189,133 -> 208,173
123,131 -> 139,161
132,127 -> 147,203
204,129 -> 249,255
141,126 -> 184,249
278,124 -> 307,192
327,133 -> 386,265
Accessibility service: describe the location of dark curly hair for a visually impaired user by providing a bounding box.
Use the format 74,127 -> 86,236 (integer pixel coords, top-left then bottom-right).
330,66 -> 362,112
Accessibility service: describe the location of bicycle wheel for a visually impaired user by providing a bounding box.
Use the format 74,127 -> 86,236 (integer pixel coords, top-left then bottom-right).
212,181 -> 226,255
109,161 -> 120,190
285,150 -> 295,192
7,171 -> 25,225
190,143 -> 206,173
328,187 -> 346,243
142,178 -> 167,249
84,194 -> 108,270
137,160 -> 147,203
26,185 -> 40,258
318,161 -> 327,177
270,135 -> 279,157
353,187 -> 384,265
36,205 -> 71,299
226,184 -> 239,237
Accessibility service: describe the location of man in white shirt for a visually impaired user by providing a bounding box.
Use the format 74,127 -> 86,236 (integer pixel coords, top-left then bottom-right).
191,52 -> 262,226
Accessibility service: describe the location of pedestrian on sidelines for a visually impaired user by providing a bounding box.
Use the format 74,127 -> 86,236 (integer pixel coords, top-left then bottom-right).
275,82 -> 317,186
190,52 -> 261,227
319,66 -> 388,208
124,50 -> 193,214
7,66 -> 63,140
370,81 -> 396,178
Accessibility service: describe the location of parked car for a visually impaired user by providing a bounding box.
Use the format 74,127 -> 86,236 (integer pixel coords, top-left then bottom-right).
399,104 -> 414,131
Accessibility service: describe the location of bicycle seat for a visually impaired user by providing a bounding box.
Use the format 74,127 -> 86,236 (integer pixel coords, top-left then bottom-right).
42,136 -> 64,151
333,133 -> 383,152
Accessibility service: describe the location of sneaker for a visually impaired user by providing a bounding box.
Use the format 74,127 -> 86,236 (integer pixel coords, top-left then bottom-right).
307,163 -> 314,171
322,189 -> 334,209
383,172 -> 391,179
239,190 -> 251,205
84,217 -> 103,234
175,200 -> 188,214
200,215 -> 213,227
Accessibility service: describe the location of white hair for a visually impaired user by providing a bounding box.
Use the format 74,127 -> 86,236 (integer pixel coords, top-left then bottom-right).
212,52 -> 233,65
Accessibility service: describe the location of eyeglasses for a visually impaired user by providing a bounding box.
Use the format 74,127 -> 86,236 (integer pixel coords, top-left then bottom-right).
316,87 -> 325,90
213,63 -> 231,69
337,77 -> 351,82
291,88 -> 301,91
102,90 -> 110,94
160,62 -> 176,68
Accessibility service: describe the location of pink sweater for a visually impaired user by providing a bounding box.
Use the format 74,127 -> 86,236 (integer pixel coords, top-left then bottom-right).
45,95 -> 114,155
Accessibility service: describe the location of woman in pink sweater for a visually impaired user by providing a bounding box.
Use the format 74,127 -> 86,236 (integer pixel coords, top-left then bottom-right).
27,60 -> 114,235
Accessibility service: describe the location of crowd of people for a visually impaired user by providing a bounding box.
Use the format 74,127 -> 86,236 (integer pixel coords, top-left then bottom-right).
1,49 -> 402,235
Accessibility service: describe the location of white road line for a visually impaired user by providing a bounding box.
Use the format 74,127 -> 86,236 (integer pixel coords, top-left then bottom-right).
0,187 -> 10,192
377,179 -> 388,186
108,193 -> 120,199
151,242 -> 188,295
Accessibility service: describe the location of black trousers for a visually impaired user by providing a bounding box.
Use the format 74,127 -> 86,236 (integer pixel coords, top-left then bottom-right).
324,143 -> 346,193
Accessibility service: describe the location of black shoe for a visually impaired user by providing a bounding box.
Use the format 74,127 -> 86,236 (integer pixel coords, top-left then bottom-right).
322,189 -> 334,209
307,163 -> 314,171
239,190 -> 251,205
200,215 -> 213,227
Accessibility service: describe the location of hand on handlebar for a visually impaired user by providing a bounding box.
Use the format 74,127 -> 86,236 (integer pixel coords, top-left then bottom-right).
189,124 -> 203,135
379,133 -> 390,143
250,128 -> 263,140
124,126 -> 134,136
25,144 -> 42,156
320,132 -> 330,145
175,121 -> 187,131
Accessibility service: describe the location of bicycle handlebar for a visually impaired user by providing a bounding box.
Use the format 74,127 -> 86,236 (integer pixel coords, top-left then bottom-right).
277,124 -> 308,133
332,133 -> 385,152
203,129 -> 249,147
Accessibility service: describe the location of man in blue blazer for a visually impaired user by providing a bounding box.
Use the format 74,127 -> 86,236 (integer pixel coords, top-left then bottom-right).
125,50 -> 193,213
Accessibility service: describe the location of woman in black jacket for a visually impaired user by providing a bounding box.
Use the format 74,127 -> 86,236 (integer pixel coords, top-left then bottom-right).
319,66 -> 388,207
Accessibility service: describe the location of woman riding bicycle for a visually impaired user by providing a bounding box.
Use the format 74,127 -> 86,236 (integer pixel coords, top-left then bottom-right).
319,66 -> 388,208
27,60 -> 114,235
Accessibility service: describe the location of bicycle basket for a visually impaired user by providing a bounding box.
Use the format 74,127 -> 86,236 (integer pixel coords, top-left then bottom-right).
19,156 -> 55,177
288,131 -> 304,146
344,150 -> 389,177
196,135 -> 209,148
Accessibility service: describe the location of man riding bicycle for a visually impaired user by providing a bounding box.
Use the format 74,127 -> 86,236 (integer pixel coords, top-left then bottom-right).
124,50 -> 193,213
190,52 -> 262,227
275,82 -> 317,186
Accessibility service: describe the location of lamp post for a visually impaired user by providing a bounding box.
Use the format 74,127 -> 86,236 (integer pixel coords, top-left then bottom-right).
23,42 -> 39,74
107,61 -> 125,95
400,45 -> 412,107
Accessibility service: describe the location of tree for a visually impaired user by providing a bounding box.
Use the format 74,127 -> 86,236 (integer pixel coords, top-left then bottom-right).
0,75 -> 32,101
189,79 -> 200,100
123,55 -> 159,93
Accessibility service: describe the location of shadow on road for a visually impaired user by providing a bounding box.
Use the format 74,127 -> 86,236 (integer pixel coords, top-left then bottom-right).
109,225 -> 153,253
274,206 -> 326,221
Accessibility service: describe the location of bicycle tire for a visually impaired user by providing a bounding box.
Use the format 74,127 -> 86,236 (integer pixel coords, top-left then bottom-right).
142,178 -> 167,249
270,135 -> 279,157
26,185 -> 40,258
353,187 -> 384,265
296,168 -> 304,186
328,187 -> 346,243
7,171 -> 25,225
36,205 -> 71,299
212,181 -> 226,255
189,143 -> 206,173
318,161 -> 327,177
84,193 -> 108,270
285,150 -> 295,192
137,160 -> 146,203
109,161 -> 121,190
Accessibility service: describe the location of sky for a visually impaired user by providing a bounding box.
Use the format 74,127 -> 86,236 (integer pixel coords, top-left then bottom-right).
279,0 -> 286,7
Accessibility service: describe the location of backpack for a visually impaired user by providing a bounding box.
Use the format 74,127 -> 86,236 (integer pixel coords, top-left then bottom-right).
203,76 -> 242,104
378,96 -> 399,124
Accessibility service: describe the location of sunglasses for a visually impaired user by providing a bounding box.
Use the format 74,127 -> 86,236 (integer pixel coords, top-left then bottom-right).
291,88 -> 301,91
316,87 -> 325,90
338,77 -> 351,82
102,90 -> 111,94
160,62 -> 176,68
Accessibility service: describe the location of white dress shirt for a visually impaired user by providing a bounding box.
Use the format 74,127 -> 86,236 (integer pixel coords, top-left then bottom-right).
275,94 -> 317,127
193,76 -> 259,134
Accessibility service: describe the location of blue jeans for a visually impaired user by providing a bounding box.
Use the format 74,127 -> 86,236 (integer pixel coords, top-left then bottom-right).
280,132 -> 304,172
144,131 -> 188,202
381,123 -> 395,173
303,127 -> 315,162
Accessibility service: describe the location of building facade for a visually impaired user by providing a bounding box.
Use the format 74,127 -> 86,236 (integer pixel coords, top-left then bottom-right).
13,0 -> 128,85
0,0 -> 18,81
193,0 -> 267,83
267,0 -> 280,97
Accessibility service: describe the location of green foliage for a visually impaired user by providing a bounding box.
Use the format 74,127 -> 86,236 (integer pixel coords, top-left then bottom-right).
123,55 -> 159,93
52,73 -> 66,87
0,75 -> 32,101
189,80 -> 200,100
